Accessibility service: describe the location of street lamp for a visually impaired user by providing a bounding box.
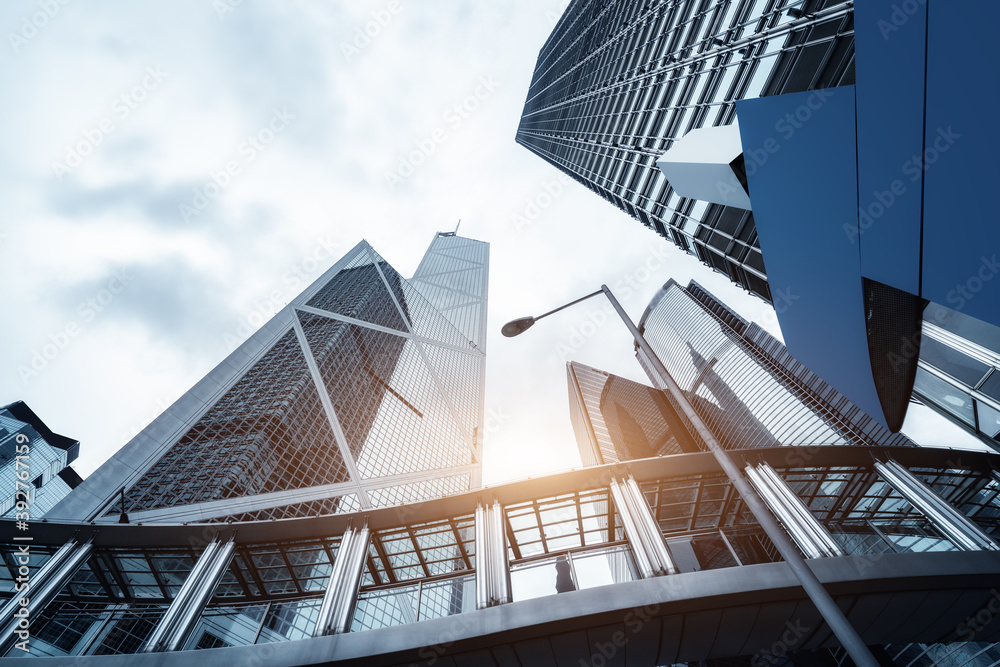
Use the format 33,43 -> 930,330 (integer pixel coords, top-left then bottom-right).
501,289 -> 603,338
503,284 -> 878,667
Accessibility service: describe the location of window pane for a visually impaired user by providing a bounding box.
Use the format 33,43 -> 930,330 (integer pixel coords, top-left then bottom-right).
914,368 -> 975,425
919,337 -> 990,386
977,400 -> 1000,439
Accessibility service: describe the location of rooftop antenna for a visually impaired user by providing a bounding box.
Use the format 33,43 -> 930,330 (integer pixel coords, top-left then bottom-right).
454,219 -> 461,234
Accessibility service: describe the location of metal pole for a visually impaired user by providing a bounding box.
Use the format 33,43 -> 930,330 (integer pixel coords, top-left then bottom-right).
535,289 -> 604,321
757,463 -> 845,557
625,476 -> 677,575
166,538 -> 236,652
598,285 -> 878,667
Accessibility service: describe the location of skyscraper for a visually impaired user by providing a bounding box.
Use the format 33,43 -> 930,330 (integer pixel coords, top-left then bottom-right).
0,401 -> 81,519
519,1 -> 1000,434
45,231 -> 489,524
11,297 -> 1000,663
6,279 -> 1000,664
567,360 -> 698,466
634,279 -> 913,451
559,280 -> 1000,665
516,0 -> 855,302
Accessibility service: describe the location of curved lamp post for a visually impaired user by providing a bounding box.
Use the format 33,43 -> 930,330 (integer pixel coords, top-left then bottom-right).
503,284 -> 877,667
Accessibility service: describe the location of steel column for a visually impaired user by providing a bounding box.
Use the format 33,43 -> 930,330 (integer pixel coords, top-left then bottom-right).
875,460 -> 998,552
144,536 -> 235,652
0,538 -> 93,654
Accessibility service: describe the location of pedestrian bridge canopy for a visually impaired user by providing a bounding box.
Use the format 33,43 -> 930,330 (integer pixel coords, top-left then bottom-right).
4,445 -> 1000,665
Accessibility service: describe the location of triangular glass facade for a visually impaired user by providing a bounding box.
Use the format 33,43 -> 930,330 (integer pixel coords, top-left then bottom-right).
79,234 -> 488,524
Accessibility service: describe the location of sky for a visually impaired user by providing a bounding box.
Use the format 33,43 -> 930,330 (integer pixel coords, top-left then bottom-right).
0,0 -> 981,492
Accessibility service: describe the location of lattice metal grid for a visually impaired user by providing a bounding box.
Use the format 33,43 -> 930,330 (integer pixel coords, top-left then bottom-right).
409,234 -> 489,349
109,329 -> 350,515
503,488 -> 624,562
639,281 -> 916,451
363,515 -> 475,586
778,466 -> 962,553
94,235 -> 486,523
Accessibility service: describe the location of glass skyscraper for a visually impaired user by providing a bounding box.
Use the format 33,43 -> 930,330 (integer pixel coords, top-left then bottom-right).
567,360 -> 698,466
517,0 -> 855,301
45,232 -> 489,524
558,281 -> 1000,666
634,279 -> 913,451
9,275 -> 1000,664
0,402 -> 80,519
517,0 -> 1000,437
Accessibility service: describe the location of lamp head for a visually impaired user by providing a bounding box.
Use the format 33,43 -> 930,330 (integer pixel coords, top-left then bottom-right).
501,316 -> 536,337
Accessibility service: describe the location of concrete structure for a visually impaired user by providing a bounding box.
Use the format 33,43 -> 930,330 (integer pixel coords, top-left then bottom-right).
655,121 -> 751,210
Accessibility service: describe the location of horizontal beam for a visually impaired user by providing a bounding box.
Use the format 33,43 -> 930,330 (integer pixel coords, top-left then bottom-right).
6,445 -> 998,550
22,551 -> 1000,667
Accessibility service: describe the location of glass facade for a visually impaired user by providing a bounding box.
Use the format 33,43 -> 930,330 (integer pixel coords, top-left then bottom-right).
11,450 -> 1000,662
0,403 -> 80,519
636,280 -> 914,450
567,360 -> 698,465
51,233 -> 488,524
551,278 -> 1000,664
916,302 -> 1000,449
517,0 -> 856,301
